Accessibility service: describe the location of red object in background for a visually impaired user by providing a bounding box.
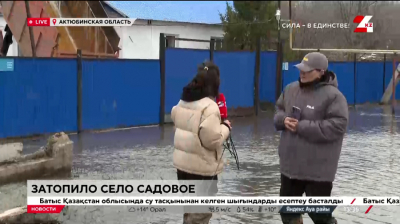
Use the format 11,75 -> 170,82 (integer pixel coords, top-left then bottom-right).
216,93 -> 227,120
27,18 -> 50,26
27,205 -> 65,213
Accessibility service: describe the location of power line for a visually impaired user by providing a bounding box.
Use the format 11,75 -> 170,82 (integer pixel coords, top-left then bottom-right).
130,19 -> 276,27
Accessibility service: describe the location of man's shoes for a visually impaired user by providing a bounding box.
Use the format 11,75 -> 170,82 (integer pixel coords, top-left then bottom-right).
309,216 -> 338,224
327,217 -> 338,224
282,215 -> 338,224
281,215 -> 303,224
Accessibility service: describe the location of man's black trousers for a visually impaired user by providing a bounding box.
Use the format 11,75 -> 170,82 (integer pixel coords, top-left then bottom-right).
280,174 -> 338,224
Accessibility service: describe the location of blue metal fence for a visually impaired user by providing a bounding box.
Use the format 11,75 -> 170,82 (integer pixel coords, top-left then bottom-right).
0,54 -> 398,138
81,59 -> 160,130
259,52 -> 277,103
0,58 -> 77,138
282,61 -> 399,105
214,51 -> 255,108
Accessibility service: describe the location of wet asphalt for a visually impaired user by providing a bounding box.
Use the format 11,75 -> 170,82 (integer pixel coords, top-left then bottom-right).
0,105 -> 399,224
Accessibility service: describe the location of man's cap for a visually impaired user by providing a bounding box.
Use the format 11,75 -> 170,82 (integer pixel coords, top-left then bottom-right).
295,52 -> 328,72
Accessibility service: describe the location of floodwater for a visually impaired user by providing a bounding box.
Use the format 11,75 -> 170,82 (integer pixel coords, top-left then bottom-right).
1,105 -> 399,224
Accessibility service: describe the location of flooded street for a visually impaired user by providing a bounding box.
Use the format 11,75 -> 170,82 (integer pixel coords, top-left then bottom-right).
1,105 -> 399,224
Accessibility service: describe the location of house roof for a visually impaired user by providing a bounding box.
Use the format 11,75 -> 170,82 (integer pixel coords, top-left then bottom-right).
103,1 -> 231,24
101,1 -> 129,18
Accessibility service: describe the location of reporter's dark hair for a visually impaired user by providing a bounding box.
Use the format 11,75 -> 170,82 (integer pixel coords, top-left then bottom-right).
181,61 -> 220,101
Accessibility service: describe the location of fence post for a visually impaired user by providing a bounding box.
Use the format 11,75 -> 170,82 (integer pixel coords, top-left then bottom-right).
254,37 -> 261,116
280,41 -> 284,92
383,54 -> 386,95
392,53 -> 397,115
159,33 -> 166,125
77,49 -> 83,133
210,39 -> 215,62
275,41 -> 283,101
353,53 -> 357,105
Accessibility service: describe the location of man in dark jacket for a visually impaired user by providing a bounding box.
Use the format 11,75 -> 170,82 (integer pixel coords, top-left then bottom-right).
274,52 -> 349,224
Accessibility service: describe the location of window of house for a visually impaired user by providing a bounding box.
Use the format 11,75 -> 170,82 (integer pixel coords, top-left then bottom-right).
212,37 -> 223,50
165,35 -> 177,48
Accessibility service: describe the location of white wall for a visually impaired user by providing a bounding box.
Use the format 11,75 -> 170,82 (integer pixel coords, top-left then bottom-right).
114,20 -> 224,59
0,16 -> 19,57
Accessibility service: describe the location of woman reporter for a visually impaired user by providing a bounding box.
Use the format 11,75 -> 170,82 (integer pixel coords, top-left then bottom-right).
171,61 -> 231,224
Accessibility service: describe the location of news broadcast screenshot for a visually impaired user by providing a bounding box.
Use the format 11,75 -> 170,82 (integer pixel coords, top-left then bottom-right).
0,1 -> 399,224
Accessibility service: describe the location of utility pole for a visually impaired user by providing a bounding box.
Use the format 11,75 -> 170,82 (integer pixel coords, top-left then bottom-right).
275,1 -> 282,101
289,1 -> 292,49
277,1 -> 281,44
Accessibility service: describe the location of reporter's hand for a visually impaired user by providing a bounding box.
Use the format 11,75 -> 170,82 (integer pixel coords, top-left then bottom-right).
224,120 -> 232,129
284,117 -> 298,132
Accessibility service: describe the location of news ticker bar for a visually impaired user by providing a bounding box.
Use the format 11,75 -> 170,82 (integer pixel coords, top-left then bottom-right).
28,205 -> 340,214
27,18 -> 136,27
28,196 -> 400,206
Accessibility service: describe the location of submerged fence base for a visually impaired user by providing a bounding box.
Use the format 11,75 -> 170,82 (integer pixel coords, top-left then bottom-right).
0,132 -> 73,185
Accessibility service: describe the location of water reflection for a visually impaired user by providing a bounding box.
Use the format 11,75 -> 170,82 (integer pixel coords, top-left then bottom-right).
0,105 -> 399,224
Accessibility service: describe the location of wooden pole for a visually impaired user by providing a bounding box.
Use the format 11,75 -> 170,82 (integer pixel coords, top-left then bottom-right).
392,54 -> 396,114
383,54 -> 386,95
77,49 -> 83,133
289,1 -> 292,49
354,53 -> 357,105
275,1 -> 282,101
210,38 -> 215,62
159,33 -> 166,125
254,37 -> 261,116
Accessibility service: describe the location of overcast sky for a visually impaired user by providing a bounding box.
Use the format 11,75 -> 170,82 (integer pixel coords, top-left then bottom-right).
107,1 -> 233,24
